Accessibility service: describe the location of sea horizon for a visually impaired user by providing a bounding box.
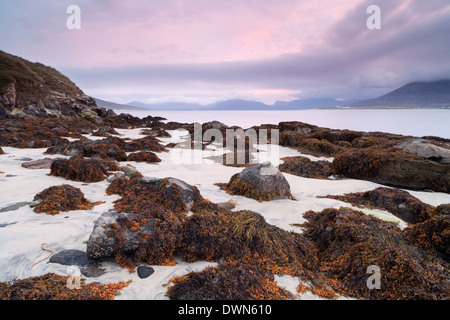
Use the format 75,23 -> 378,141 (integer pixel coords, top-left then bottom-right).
115,108 -> 450,139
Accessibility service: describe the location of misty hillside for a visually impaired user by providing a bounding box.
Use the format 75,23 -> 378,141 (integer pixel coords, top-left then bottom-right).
349,80 -> 450,109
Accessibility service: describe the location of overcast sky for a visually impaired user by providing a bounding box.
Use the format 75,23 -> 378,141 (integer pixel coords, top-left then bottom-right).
1,0 -> 449,105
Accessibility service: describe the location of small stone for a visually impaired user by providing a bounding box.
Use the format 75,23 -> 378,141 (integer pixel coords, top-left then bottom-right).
137,266 -> 155,279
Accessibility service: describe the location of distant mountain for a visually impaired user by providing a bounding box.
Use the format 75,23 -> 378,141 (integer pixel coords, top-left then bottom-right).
273,98 -> 359,110
208,99 -> 271,110
127,101 -> 203,110
348,80 -> 450,109
126,98 -> 355,111
94,98 -> 145,111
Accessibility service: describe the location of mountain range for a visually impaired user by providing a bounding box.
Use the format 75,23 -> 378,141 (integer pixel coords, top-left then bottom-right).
124,97 -> 358,111
123,80 -> 450,111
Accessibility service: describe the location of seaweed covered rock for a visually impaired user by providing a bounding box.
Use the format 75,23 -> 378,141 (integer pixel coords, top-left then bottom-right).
92,125 -> 121,137
86,211 -> 182,268
279,156 -> 334,179
301,207 -> 450,299
49,156 -> 108,182
127,151 -> 161,163
434,203 -> 450,216
321,187 -> 435,224
182,210 -> 319,280
107,175 -> 216,218
46,139 -> 128,161
166,263 -> 293,300
220,162 -> 293,202
31,184 -> 101,215
0,273 -> 129,300
403,214 -> 450,262
332,147 -> 450,193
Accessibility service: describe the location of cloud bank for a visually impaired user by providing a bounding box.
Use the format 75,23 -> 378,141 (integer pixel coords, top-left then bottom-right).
1,0 -> 449,104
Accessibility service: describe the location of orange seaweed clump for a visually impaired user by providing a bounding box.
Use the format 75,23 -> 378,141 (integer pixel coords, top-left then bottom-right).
0,273 -> 129,300
32,184 -> 102,215
166,263 -> 293,300
49,155 -> 108,183
301,207 -> 450,300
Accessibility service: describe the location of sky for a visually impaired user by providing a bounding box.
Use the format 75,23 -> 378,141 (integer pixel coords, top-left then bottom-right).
1,0 -> 450,105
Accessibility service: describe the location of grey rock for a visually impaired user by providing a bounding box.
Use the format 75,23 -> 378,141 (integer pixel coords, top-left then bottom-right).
137,177 -> 197,211
0,202 -> 31,213
397,139 -> 450,164
228,161 -> 292,201
21,158 -> 64,169
86,212 -> 155,260
137,265 -> 155,279
49,249 -> 106,278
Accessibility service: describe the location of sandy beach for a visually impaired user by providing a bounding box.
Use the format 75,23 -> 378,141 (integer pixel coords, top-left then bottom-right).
1,126 -> 449,300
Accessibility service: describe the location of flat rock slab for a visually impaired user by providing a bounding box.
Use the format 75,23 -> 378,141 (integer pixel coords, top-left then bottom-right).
22,158 -> 64,169
49,249 -> 106,278
0,202 -> 31,213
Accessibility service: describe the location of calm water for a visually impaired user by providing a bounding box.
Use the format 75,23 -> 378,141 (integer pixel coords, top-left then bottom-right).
119,109 -> 450,139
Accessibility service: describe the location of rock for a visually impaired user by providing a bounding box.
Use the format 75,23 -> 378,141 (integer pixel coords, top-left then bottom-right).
333,148 -> 450,193
322,187 -> 435,224
92,125 -> 121,137
137,266 -> 155,279
21,157 -> 64,169
302,207 -> 450,300
0,146 -> 4,154
49,249 -> 106,277
86,212 -> 155,260
0,202 -> 31,213
136,177 -> 199,212
120,164 -> 138,177
220,162 -> 293,201
397,139 -> 450,164
217,199 -> 238,211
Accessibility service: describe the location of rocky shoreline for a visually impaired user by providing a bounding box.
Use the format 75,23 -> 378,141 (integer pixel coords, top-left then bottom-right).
0,110 -> 449,300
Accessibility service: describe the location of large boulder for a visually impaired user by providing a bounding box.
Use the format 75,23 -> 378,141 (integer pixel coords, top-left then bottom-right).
220,162 -> 293,201
86,212 -> 155,260
86,211 -> 182,268
397,139 -> 450,164
333,148 -> 450,193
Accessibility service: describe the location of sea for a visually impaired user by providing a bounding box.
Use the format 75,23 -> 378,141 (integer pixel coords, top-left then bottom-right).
116,109 -> 450,139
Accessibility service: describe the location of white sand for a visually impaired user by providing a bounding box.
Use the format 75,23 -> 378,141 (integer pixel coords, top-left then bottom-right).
1,128 -> 449,300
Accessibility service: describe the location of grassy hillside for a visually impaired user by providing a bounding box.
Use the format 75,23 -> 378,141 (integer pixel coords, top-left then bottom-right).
0,50 -> 82,96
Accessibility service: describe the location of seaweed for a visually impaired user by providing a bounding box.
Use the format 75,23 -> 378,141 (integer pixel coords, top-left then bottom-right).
32,184 -> 102,215
49,155 -> 108,183
127,151 -> 161,163
166,262 -> 294,300
0,273 -> 129,300
301,207 -> 450,300
321,187 -> 435,224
